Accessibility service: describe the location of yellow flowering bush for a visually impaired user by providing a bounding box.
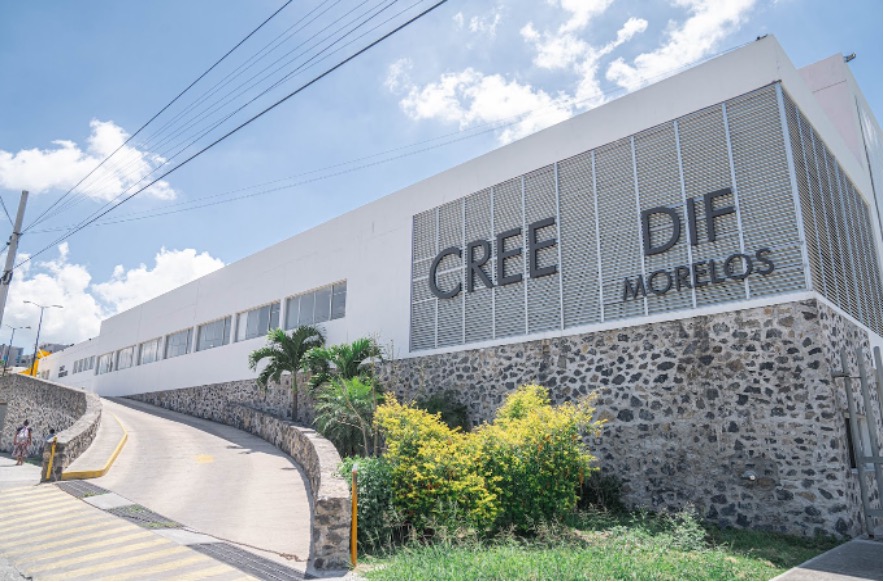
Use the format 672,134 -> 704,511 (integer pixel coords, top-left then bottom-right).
374,398 -> 499,531
374,385 -> 603,534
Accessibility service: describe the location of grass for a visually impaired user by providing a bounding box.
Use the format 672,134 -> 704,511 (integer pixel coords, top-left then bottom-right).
359,509 -> 841,581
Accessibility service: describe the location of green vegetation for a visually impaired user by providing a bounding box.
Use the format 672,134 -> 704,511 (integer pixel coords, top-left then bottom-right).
360,509 -> 839,581
248,325 -> 324,422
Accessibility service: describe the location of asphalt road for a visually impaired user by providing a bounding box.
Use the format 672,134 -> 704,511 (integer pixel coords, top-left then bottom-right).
92,398 -> 312,569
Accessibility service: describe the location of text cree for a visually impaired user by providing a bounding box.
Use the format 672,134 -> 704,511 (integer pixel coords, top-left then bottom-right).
426,187 -> 774,301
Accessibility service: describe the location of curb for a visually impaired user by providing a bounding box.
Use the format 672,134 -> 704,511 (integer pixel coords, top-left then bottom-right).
61,412 -> 128,480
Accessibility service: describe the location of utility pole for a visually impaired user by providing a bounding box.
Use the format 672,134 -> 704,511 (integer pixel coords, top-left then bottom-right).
0,191 -> 29,331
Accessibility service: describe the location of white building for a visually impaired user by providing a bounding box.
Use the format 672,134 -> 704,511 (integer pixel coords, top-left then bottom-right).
39,35 -> 884,538
42,36 -> 881,394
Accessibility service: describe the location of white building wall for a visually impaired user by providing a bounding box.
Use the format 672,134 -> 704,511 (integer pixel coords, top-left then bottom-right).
40,36 -> 883,397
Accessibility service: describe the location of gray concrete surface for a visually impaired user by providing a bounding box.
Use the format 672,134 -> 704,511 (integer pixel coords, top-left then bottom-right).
0,554 -> 26,581
64,408 -> 125,474
773,538 -> 883,581
0,454 -> 40,491
92,398 -> 312,571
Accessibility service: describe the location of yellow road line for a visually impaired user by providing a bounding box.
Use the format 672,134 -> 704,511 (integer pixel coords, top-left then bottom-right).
167,563 -> 252,581
4,524 -> 132,556
0,511 -> 96,540
27,537 -> 172,573
47,544 -> 193,579
0,514 -> 98,542
94,553 -> 215,581
17,529 -> 154,564
62,412 -> 129,480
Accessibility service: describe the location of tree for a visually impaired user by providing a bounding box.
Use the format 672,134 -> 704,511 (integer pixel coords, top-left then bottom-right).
302,337 -> 382,390
314,376 -> 384,457
248,326 -> 324,422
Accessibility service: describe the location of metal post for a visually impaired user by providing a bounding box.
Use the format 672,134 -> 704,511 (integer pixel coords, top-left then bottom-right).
350,464 -> 358,567
3,325 -> 28,375
834,349 -> 874,537
0,191 -> 29,331
855,347 -> 883,503
23,302 -> 62,377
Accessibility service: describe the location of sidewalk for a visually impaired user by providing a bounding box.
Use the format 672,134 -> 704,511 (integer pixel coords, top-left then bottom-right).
0,453 -> 41,490
63,410 -> 127,478
773,538 -> 883,581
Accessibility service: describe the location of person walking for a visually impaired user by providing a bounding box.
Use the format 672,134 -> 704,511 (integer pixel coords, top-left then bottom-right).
12,420 -> 32,465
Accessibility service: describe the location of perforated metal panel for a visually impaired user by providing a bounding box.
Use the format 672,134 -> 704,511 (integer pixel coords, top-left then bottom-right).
783,91 -> 882,334
525,165 -> 560,333
409,84 -> 881,351
559,151 -> 601,327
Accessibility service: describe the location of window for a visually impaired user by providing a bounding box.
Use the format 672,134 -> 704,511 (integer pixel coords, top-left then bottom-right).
235,302 -> 279,342
197,317 -> 232,351
116,346 -> 135,370
165,328 -> 192,359
73,356 -> 94,374
96,353 -> 113,375
285,281 -> 346,328
139,338 -> 162,365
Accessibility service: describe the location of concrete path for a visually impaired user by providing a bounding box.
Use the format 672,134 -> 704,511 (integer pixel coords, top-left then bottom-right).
0,484 -> 254,580
772,538 -> 883,581
91,398 -> 312,572
0,454 -> 40,491
64,408 -> 126,477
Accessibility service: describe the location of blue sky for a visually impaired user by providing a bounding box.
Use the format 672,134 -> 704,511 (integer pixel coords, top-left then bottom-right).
0,0 -> 880,350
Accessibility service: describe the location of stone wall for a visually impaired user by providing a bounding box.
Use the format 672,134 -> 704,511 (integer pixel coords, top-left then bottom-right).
378,298 -> 881,538
128,385 -> 349,570
0,374 -> 102,481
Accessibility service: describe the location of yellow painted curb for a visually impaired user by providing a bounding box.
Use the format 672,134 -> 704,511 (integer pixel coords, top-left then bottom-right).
61,413 -> 128,480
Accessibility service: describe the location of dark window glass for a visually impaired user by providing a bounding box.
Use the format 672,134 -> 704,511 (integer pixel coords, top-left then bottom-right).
332,282 -> 347,319
314,288 -> 331,323
298,293 -> 315,326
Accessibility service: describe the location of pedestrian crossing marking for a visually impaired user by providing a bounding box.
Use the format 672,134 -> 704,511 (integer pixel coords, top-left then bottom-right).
46,544 -> 193,579
0,514 -> 98,542
0,509 -> 94,533
4,524 -> 131,556
0,497 -> 83,519
27,537 -> 171,573
94,554 -> 216,581
16,529 -> 155,564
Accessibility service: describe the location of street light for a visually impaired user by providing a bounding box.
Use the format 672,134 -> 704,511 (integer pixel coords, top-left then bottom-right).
3,324 -> 30,375
23,301 -> 63,377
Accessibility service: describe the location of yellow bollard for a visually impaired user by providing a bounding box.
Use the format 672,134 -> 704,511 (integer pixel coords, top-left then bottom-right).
44,436 -> 58,481
350,464 -> 358,568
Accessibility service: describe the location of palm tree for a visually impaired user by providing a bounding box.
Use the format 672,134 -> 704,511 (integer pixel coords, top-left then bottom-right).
302,337 -> 382,390
314,376 -> 384,457
248,325 -> 324,422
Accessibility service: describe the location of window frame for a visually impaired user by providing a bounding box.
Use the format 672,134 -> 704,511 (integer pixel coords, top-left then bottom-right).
197,316 -> 232,352
164,328 -> 193,359
234,301 -> 280,343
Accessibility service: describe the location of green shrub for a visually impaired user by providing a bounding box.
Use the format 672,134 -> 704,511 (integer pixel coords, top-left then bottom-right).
374,398 -> 499,533
477,385 -> 602,531
340,456 -> 401,552
416,390 -> 470,431
374,386 -> 604,536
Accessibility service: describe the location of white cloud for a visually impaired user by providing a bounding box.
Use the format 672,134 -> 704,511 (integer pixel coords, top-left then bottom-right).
92,247 -> 224,313
0,119 -> 176,202
3,244 -> 223,348
606,0 -> 757,91
468,11 -> 502,37
397,68 -> 574,144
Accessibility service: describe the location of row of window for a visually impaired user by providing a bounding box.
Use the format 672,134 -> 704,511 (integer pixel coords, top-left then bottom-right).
88,282 -> 346,376
73,356 -> 95,374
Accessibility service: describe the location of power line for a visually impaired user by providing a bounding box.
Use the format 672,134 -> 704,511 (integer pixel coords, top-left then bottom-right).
22,0 -> 297,234
29,0 -> 398,232
14,0 -> 450,272
35,0 -> 405,241
0,196 -> 13,227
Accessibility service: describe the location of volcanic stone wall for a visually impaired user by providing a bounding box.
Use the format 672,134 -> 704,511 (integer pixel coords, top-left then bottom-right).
379,298 -> 882,538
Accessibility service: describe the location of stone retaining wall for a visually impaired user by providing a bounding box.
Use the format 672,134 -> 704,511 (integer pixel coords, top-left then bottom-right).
378,298 -> 881,538
0,374 -> 102,481
127,388 -> 349,569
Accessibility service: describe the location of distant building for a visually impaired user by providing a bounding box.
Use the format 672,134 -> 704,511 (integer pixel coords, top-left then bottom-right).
0,345 -> 23,366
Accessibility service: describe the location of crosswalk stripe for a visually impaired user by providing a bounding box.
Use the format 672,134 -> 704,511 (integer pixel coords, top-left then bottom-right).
167,563 -> 250,581
0,497 -> 80,519
0,514 -> 99,543
94,554 -> 216,581
0,509 -> 95,534
4,524 -> 132,556
16,529 -> 154,564
48,544 -> 193,579
0,486 -> 56,498
27,537 -> 172,573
